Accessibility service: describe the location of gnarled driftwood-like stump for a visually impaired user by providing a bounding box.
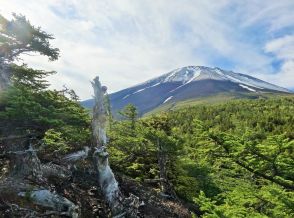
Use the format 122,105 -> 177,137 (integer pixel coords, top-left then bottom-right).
91,76 -> 139,217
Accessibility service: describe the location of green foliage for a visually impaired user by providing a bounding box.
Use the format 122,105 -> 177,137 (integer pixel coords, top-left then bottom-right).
108,110 -> 182,182
0,13 -> 59,62
43,129 -> 69,153
108,97 -> 294,217
0,64 -> 91,153
108,119 -> 158,180
119,104 -> 138,132
119,104 -> 138,120
9,64 -> 55,90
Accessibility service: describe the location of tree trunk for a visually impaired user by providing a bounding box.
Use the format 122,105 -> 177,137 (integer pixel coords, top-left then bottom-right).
91,76 -> 107,147
157,139 -> 168,193
157,138 -> 178,199
91,76 -> 139,217
0,63 -> 11,91
9,147 -> 44,183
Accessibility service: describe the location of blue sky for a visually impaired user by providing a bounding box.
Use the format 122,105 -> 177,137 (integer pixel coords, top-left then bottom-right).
1,0 -> 294,99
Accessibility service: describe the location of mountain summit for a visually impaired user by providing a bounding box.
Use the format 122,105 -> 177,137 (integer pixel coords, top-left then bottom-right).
140,66 -> 288,92
82,66 -> 290,116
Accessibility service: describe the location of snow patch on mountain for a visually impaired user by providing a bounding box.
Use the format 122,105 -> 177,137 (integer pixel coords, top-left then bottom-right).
170,84 -> 185,93
122,82 -> 161,100
133,88 -> 146,94
122,94 -> 130,99
150,82 -> 161,87
163,66 -> 201,83
215,69 -> 225,76
239,84 -> 256,92
163,96 -> 173,103
225,74 -> 263,89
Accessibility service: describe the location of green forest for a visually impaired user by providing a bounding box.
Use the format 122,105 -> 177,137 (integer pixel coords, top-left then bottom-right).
109,98 -> 294,217
0,14 -> 294,218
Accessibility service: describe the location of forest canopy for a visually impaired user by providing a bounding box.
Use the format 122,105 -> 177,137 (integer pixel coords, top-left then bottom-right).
108,97 -> 294,217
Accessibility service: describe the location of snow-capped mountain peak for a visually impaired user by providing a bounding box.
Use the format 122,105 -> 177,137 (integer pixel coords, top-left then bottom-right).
144,66 -> 289,93
82,66 -> 291,116
162,66 -> 202,83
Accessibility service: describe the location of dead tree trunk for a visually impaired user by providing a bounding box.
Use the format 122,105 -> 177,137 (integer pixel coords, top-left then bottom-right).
91,76 -> 139,217
10,146 -> 45,183
91,77 -> 108,147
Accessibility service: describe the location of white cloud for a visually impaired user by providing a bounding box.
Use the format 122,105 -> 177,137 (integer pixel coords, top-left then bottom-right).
0,0 -> 293,99
262,35 -> 294,87
265,35 -> 294,60
228,0 -> 294,89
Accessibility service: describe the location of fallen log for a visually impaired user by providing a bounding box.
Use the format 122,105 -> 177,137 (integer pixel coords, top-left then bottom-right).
18,189 -> 79,217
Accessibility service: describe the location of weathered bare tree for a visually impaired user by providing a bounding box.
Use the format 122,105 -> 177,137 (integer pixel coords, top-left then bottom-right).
91,76 -> 139,217
0,76 -> 140,217
61,76 -> 140,217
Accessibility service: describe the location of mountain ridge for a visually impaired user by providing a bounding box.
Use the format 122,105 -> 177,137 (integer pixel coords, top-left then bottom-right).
82,66 -> 291,116
132,66 -> 289,93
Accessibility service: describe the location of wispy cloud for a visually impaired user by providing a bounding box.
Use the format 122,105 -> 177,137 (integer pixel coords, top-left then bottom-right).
0,0 -> 293,99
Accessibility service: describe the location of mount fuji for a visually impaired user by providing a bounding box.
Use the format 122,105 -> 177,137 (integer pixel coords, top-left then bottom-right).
82,66 -> 291,116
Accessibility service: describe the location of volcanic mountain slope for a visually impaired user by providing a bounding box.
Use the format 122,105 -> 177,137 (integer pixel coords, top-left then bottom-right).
82,66 -> 291,116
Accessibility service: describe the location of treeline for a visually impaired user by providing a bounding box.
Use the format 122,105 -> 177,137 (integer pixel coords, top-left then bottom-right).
108,98 -> 294,217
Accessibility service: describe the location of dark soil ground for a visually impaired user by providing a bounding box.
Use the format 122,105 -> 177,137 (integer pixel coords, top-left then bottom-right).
0,167 -> 192,218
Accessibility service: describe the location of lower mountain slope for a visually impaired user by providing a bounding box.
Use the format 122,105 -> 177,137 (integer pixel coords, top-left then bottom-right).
145,92 -> 294,116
